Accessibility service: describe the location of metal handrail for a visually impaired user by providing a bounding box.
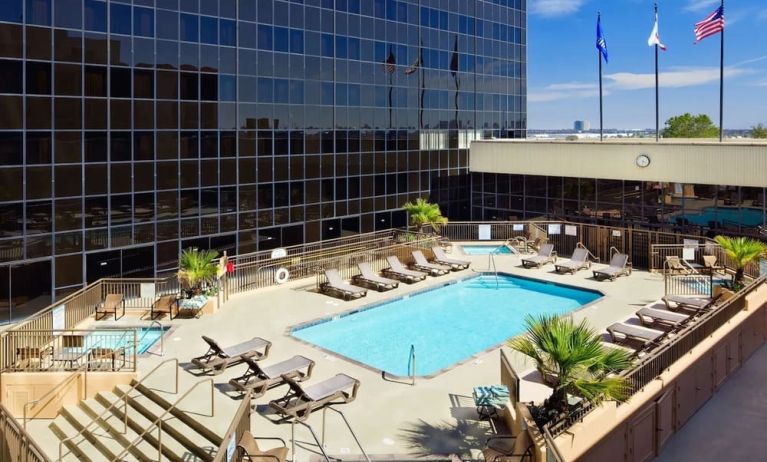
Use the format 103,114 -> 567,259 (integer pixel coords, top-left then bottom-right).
408,344 -> 416,386
543,425 -> 567,462
110,378 -> 215,462
135,320 -> 164,356
57,358 -> 180,461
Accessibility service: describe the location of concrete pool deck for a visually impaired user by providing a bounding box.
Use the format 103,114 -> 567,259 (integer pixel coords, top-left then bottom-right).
73,243 -> 667,461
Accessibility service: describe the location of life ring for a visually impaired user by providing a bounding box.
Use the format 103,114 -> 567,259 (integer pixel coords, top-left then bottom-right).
274,267 -> 290,284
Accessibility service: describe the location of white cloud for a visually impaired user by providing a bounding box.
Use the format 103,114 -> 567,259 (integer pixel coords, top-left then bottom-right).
684,0 -> 720,12
530,0 -> 587,17
606,68 -> 750,90
528,82 -> 600,102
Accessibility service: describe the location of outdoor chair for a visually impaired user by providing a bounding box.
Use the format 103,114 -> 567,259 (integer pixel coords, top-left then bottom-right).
520,244 -> 556,269
482,430 -> 534,462
592,253 -> 631,281
662,294 -> 721,313
95,293 -> 125,320
411,250 -> 451,276
320,269 -> 368,301
635,306 -> 690,330
237,431 -> 289,462
553,248 -> 591,274
702,255 -> 725,274
606,323 -> 665,350
269,373 -> 360,422
14,346 -> 53,370
431,246 -> 471,270
150,294 -> 179,320
665,256 -> 691,274
229,355 -> 315,398
382,256 -> 428,283
191,335 -> 271,375
351,262 -> 399,292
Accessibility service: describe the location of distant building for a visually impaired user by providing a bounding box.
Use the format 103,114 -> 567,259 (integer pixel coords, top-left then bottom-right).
574,120 -> 591,132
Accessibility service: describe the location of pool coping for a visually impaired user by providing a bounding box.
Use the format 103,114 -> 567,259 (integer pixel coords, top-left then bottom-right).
286,271 -> 605,381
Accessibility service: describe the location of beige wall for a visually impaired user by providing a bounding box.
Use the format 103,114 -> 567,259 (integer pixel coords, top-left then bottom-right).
470,140 -> 767,187
1,371 -> 136,419
553,282 -> 767,461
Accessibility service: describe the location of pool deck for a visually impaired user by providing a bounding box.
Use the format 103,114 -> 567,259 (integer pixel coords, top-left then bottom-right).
86,243 -> 667,460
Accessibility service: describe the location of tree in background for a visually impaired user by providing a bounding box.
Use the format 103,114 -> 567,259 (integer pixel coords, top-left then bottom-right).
751,124 -> 767,139
402,198 -> 448,232
661,113 -> 718,138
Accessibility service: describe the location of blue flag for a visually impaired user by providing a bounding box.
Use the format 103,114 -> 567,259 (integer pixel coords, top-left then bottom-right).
596,14 -> 608,63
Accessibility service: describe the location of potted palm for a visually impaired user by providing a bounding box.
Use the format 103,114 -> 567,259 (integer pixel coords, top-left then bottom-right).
509,314 -> 633,428
177,248 -> 219,297
402,198 -> 448,233
713,235 -> 767,292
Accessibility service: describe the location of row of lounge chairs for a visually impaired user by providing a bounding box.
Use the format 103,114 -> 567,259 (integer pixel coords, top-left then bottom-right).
189,335 -> 361,461
94,293 -> 201,321
521,245 -> 632,281
605,294 -> 722,352
320,248 -> 471,301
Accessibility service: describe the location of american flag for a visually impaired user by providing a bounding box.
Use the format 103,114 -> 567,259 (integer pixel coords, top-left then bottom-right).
694,6 -> 724,43
383,49 -> 396,73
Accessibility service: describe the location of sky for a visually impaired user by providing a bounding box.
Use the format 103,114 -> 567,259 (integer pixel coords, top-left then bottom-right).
526,0 -> 767,130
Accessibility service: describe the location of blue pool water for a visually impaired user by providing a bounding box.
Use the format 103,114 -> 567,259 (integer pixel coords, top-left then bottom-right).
461,245 -> 512,255
293,274 -> 601,376
677,207 -> 764,228
85,326 -> 167,354
134,327 -> 167,354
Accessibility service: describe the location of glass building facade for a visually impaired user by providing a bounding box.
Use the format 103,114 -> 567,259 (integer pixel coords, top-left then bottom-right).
0,0 -> 527,323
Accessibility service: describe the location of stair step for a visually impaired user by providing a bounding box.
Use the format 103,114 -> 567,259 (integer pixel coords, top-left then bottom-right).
61,404 -> 142,462
113,385 -> 217,462
85,393 -> 177,462
96,391 -> 204,462
49,414 -> 110,462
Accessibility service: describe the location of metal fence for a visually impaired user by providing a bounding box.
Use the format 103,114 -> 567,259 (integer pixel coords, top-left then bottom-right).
212,390 -> 252,462
664,274 -> 714,298
650,242 -> 760,279
438,221 -> 721,271
0,402 -> 50,462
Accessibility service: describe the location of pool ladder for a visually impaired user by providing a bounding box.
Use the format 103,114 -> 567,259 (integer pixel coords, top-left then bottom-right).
135,320 -> 165,356
408,344 -> 416,386
487,251 -> 500,289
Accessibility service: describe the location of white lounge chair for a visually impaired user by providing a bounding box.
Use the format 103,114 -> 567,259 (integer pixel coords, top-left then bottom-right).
351,262 -> 399,291
382,256 -> 428,283
431,246 -> 470,270
191,336 -> 272,374
635,307 -> 690,329
521,244 -> 556,269
554,248 -> 591,274
593,253 -> 631,281
229,355 -> 315,397
662,294 -> 720,313
321,269 -> 367,301
411,251 -> 451,276
606,323 -> 665,350
269,373 -> 360,422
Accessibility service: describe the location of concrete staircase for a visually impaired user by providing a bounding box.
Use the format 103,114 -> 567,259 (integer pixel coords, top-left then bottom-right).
49,378 -> 225,462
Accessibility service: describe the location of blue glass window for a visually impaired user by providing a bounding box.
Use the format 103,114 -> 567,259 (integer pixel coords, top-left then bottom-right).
290,29 -> 304,54
348,0 -> 360,15
134,7 -> 154,38
321,82 -> 333,105
274,79 -> 289,104
54,0 -> 81,29
84,0 -> 106,32
335,83 -> 347,106
257,25 -> 273,50
290,80 -> 304,104
157,10 -> 178,40
200,16 -> 218,44
27,0 -> 51,26
335,36 -> 347,59
0,0 -> 23,23
110,3 -> 131,35
220,19 -> 236,46
274,27 -> 289,52
347,38 -> 360,60
180,14 -> 199,42
348,84 -> 360,106
257,78 -> 273,103
320,34 -> 333,58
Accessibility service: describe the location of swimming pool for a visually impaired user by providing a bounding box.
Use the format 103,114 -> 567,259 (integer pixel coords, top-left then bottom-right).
292,274 -> 602,377
461,244 -> 512,255
676,207 -> 764,228
85,326 -> 168,355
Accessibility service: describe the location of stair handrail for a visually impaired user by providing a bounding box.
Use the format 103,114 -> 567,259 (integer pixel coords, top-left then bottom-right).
57,357 -> 179,462
110,378 -> 215,462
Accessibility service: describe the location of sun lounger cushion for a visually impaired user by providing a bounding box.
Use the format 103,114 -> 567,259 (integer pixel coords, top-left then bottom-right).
636,307 -> 689,325
385,257 -> 427,279
304,373 -> 358,402
663,295 -> 714,310
607,323 -> 665,342
261,356 -> 314,379
222,338 -> 270,358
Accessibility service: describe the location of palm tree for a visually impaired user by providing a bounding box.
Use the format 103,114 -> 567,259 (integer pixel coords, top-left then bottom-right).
509,314 -> 633,424
177,248 -> 219,295
714,235 -> 767,288
402,198 -> 448,232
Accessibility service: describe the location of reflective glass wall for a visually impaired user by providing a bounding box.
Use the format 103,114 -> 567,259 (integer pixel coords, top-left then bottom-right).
0,0 -> 527,323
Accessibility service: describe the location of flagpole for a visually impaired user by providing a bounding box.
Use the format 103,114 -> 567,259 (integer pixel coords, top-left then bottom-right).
719,0 -> 724,142
598,12 -> 604,142
654,4 -> 660,142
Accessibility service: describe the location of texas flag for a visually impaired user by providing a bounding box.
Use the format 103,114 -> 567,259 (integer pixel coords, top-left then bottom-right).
648,12 -> 667,50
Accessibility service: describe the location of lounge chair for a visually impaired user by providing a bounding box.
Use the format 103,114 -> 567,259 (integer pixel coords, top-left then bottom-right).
95,293 -> 125,320
702,255 -> 725,274
482,431 -> 534,462
269,373 -> 360,422
191,335 -> 271,375
431,246 -> 471,270
382,256 -> 428,283
636,307 -> 690,329
229,355 -> 314,397
351,262 -> 399,291
554,248 -> 591,274
151,294 -> 178,319
662,294 -> 720,313
520,244 -> 556,269
606,323 -> 665,349
411,251 -> 451,276
592,253 -> 631,281
237,431 -> 289,462
320,269 -> 367,301
665,256 -> 691,274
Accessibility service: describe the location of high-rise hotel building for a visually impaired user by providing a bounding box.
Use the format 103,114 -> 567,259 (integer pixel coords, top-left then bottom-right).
0,0 -> 526,323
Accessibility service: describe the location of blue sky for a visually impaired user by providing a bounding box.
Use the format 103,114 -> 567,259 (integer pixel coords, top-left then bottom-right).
527,0 -> 767,129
